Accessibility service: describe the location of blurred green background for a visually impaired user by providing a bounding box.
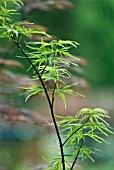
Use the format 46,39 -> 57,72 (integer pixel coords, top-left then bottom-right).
30,0 -> 114,88
0,0 -> 114,170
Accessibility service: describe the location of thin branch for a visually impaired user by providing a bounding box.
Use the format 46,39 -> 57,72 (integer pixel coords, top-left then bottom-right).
40,62 -> 48,77
11,37 -> 65,170
70,138 -> 84,170
62,116 -> 90,146
51,82 -> 57,110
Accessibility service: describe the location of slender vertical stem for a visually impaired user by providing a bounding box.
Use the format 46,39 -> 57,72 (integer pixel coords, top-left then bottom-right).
70,139 -> 84,170
51,82 -> 56,109
12,38 -> 65,170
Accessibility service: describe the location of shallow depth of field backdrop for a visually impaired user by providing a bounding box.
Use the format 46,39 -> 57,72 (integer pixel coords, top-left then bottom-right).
0,0 -> 114,170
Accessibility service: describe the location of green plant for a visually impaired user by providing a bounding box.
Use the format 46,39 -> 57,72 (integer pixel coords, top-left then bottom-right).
0,0 -> 113,170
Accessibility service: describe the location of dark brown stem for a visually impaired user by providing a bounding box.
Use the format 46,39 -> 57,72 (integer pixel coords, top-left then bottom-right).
51,82 -> 57,109
70,138 -> 84,170
62,116 -> 90,146
12,38 -> 65,170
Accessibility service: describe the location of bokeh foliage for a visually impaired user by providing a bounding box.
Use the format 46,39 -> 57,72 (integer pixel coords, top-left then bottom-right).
28,0 -> 114,87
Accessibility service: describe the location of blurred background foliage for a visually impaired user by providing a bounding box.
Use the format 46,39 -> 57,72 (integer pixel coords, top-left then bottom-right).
0,0 -> 114,170
28,0 -> 114,88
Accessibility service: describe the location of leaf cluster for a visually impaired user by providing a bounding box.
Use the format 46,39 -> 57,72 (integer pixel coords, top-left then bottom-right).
57,108 -> 113,162
26,40 -> 79,81
25,39 -> 81,103
0,1 -> 47,39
